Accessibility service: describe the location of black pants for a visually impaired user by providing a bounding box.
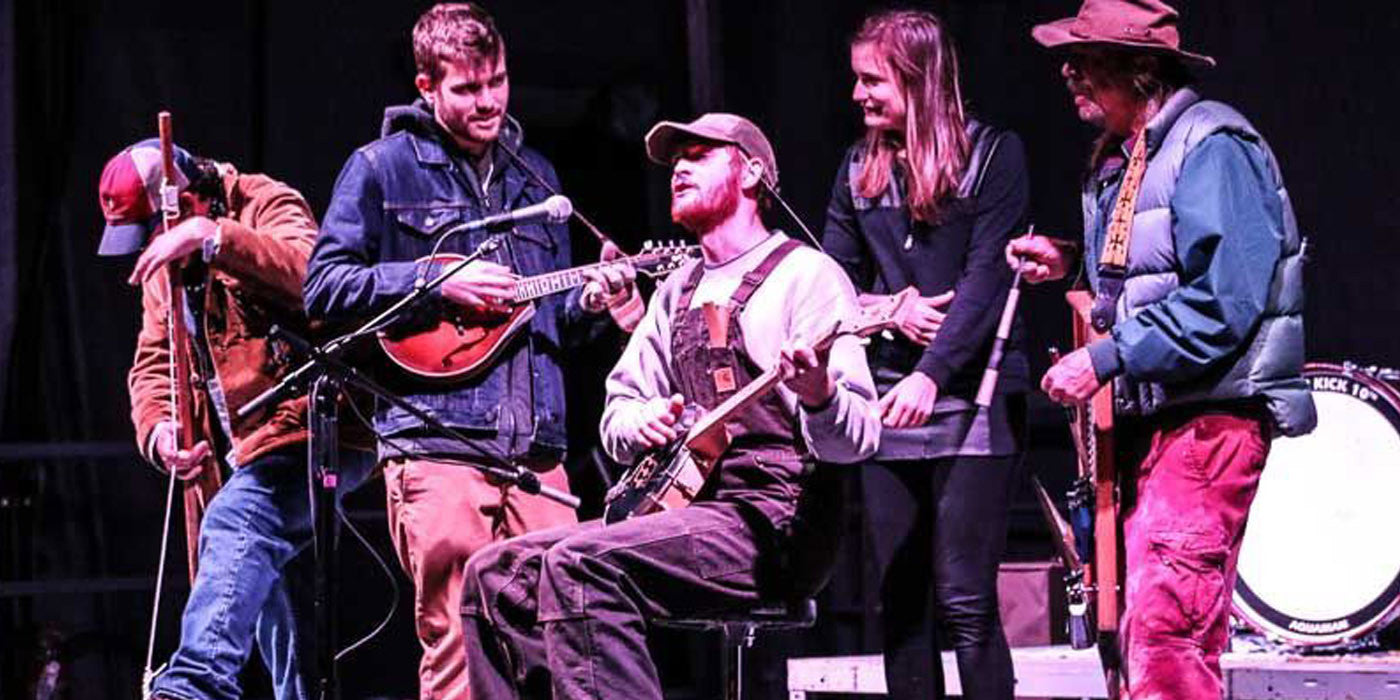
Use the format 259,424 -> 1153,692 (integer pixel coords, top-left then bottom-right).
864,454 -> 1021,700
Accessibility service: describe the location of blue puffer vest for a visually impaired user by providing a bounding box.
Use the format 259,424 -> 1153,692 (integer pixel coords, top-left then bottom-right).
1084,88 -> 1315,437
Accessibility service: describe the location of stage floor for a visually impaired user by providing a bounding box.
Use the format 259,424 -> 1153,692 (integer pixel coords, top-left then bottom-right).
787,645 -> 1400,698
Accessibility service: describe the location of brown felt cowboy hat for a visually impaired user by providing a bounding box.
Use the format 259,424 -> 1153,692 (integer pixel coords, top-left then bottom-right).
1031,0 -> 1215,69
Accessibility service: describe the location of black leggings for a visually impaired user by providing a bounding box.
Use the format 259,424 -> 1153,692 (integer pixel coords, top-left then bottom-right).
864,454 -> 1021,700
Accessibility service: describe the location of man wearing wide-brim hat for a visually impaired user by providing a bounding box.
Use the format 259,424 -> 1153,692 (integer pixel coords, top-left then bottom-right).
1008,1 -> 1315,698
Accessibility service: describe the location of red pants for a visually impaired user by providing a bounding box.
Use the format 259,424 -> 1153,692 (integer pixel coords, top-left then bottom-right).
1119,409 -> 1269,700
384,457 -> 576,700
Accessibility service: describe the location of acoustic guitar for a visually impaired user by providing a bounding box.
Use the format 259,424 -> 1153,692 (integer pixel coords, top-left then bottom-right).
378,241 -> 697,380
603,288 -> 917,523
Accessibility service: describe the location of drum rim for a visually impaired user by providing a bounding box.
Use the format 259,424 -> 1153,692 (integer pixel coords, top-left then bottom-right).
1233,575 -> 1400,646
1231,362 -> 1400,646
1303,361 -> 1400,403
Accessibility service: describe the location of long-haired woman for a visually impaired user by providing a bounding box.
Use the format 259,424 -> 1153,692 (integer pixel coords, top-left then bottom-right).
822,10 -> 1029,699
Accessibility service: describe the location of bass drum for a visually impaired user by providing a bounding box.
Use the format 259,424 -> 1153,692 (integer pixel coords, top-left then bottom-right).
1234,363 -> 1400,648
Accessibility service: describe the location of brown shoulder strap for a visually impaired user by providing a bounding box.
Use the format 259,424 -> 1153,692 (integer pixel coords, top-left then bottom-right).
673,258 -> 708,313
729,238 -> 803,310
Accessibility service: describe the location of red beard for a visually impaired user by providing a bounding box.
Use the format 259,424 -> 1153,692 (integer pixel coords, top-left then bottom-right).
671,173 -> 740,234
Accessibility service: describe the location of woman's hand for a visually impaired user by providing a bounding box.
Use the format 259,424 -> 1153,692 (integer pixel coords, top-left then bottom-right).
878,371 -> 938,428
895,290 -> 955,346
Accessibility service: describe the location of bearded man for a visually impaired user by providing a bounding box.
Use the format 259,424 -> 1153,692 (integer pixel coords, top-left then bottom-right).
1008,2 -> 1314,697
458,113 -> 881,700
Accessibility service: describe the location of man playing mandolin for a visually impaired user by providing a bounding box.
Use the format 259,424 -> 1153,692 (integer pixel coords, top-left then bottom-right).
304,4 -> 638,698
458,113 -> 881,699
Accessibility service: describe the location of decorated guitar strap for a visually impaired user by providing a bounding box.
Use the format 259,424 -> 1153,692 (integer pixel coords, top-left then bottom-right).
1090,128 -> 1149,333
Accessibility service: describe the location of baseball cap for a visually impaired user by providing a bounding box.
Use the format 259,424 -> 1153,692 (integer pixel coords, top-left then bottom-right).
97,138 -> 197,256
644,113 -> 779,190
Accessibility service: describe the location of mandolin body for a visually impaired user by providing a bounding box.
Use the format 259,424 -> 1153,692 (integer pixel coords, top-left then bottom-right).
379,244 -> 696,381
603,443 -> 712,524
379,301 -> 536,381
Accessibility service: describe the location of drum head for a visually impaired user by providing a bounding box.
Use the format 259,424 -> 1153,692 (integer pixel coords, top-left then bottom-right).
1234,364 -> 1400,646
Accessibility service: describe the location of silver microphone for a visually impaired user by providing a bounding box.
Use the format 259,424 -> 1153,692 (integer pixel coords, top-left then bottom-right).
451,194 -> 573,234
416,195 -> 573,290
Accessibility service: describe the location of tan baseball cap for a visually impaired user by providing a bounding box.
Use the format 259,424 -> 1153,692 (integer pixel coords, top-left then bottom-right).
644,113 -> 779,190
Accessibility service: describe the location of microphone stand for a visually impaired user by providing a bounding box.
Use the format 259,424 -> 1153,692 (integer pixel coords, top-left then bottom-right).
237,233 -> 580,700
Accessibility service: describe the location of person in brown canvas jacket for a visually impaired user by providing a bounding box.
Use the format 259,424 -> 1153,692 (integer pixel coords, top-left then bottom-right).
99,138 -> 371,700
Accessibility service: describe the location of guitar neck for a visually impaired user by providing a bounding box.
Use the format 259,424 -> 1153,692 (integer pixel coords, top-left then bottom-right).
507,246 -> 695,302
681,326 -> 846,447
684,365 -> 784,448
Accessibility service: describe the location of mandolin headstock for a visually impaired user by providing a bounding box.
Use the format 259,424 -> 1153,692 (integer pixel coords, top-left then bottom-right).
811,286 -> 921,350
632,240 -> 700,279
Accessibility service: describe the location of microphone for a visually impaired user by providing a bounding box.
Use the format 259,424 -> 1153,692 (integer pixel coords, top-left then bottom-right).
447,194 -> 573,235
416,195 -> 573,289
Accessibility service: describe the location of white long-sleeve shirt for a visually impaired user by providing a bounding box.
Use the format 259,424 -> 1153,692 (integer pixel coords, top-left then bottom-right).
601,232 -> 881,465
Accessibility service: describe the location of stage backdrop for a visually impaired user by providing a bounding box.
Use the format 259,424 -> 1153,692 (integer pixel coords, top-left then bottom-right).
2,0 -> 1397,697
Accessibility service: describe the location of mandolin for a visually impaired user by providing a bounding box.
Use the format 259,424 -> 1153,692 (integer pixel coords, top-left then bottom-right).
378,241 -> 697,380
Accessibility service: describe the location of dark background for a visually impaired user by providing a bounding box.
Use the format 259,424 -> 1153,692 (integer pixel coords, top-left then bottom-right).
2,0 -> 1397,697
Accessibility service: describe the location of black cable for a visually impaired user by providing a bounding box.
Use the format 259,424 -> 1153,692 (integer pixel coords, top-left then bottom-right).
497,139 -> 617,249
333,506 -> 399,662
761,180 -> 827,253
305,392 -> 412,662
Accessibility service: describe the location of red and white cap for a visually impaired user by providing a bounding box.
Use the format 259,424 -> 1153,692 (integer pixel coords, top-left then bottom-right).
96,138 -> 196,256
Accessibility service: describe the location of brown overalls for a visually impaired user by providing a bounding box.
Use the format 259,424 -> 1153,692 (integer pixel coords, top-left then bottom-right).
459,240 -> 842,699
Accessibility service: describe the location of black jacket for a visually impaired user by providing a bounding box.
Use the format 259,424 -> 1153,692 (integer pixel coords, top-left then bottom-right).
823,126 -> 1029,397
822,125 -> 1029,459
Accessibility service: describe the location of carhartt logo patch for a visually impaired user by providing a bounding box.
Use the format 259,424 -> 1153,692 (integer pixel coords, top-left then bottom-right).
712,366 -> 736,393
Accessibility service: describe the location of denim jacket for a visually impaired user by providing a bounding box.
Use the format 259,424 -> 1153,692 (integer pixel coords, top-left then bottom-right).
305,101 -> 587,453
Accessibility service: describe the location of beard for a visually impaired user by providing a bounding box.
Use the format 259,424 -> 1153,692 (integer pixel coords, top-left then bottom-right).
671,173 -> 741,234
1073,94 -> 1107,127
437,107 -> 502,152
1066,75 -> 1109,128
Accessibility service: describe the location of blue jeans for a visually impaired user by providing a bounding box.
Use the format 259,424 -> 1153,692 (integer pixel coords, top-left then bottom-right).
150,447 -> 373,700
